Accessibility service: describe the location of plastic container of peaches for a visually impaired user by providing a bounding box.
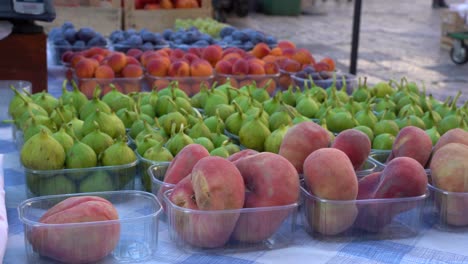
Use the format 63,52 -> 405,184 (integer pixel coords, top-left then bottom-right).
145,74 -> 214,97
425,175 -> 468,232
214,73 -> 280,95
368,150 -> 432,174
300,181 -> 428,240
49,42 -> 109,66
148,163 -> 172,215
75,76 -> 145,98
18,190 -> 162,263
162,189 -> 298,253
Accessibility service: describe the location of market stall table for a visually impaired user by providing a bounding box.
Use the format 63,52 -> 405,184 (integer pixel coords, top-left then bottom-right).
2,68 -> 468,264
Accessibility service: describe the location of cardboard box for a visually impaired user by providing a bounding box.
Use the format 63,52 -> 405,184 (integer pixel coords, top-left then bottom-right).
39,0 -> 122,36
124,0 -> 212,32
441,10 -> 467,27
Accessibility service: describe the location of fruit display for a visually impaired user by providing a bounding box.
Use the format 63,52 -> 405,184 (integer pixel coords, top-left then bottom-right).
48,22 -> 108,65
19,191 -> 162,263
62,47 -> 145,98
135,0 -> 201,9
142,46 -> 216,96
162,147 -> 298,249
26,196 -> 120,263
109,29 -> 169,52
291,67 -> 357,94
175,17 -> 229,38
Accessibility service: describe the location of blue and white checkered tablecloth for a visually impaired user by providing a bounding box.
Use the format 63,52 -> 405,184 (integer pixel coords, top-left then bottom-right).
2,67 -> 468,264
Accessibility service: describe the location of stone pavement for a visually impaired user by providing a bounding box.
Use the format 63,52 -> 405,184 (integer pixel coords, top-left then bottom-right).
227,0 -> 468,104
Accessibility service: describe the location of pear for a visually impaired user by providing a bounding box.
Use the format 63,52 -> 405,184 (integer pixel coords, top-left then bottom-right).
425,126 -> 441,146
372,133 -> 395,150
244,107 -> 270,127
79,88 -> 111,120
211,130 -> 230,148
81,109 -> 122,139
139,104 -> 155,118
296,94 -> 320,118
143,142 -> 174,162
65,138 -> 97,170
377,108 -> 397,121
204,89 -> 230,116
225,143 -> 241,155
438,112 -> 464,135
225,102 -> 246,135
374,95 -> 396,113
269,111 -> 293,132
139,89 -> 159,108
102,85 -> 135,112
422,109 -> 442,129
194,137 -> 215,152
352,77 -> 370,102
66,117 -> 84,139
281,85 -> 297,106
100,137 -> 137,166
21,112 -> 57,133
210,141 -> 230,158
157,83 -> 189,100
50,102 -> 76,127
354,106 -> 378,130
374,119 -> 400,136
159,111 -> 187,135
24,124 -> 52,142
204,110 -> 225,133
251,85 -> 270,103
79,171 -> 115,193
21,129 -> 65,170
8,85 -> 32,119
135,120 -> 165,143
325,110 -> 356,133
263,93 -> 281,115
12,100 -> 48,129
214,104 -> 235,121
116,109 -> 139,129
371,81 -> 394,98
81,122 -> 114,156
32,91 -> 59,115
265,125 -> 289,154
188,117 -> 212,140
52,126 -> 75,154
166,124 -> 194,156
155,95 -> 177,117
191,84 -> 209,108
61,80 -> 88,113
239,111 -> 271,151
353,125 -> 374,142
136,135 -> 163,157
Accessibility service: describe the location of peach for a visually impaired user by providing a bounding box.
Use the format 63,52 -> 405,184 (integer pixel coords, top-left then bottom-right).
146,57 -> 171,77
94,65 -> 115,79
281,48 -> 296,59
61,50 -> 74,64
106,52 -> 127,73
201,45 -> 223,67
357,171 -> 382,200
187,47 -> 202,57
231,59 -> 250,76
125,56 -> 141,66
433,128 -> 468,154
227,149 -> 259,162
279,121 -> 331,173
75,58 -> 97,79
170,48 -> 186,61
305,200 -> 358,236
314,62 -> 333,72
257,78 -> 277,95
263,61 -> 280,75
91,54 -> 105,64
231,152 -> 299,242
168,60 -> 190,77
79,80 -> 99,98
356,157 -> 428,232
121,64 -> 143,78
214,60 -> 233,75
278,40 -> 296,50
152,79 -> 170,91
430,143 -> 468,226
183,53 -> 200,64
126,48 -> 143,59
190,59 -> 214,77
139,50 -> 158,66
248,61 -> 265,75
168,156 -> 245,248
304,148 -> 358,200
386,126 -> 432,167
319,57 -> 336,72
278,73 -> 293,89
262,55 -> 278,64
222,52 -> 243,62
29,196 -> 120,263
163,144 -> 210,186
291,48 -> 315,65
251,43 -> 271,58
331,129 -> 371,170
281,58 -> 301,73
222,47 -> 245,57
84,47 -> 108,58
70,53 -> 85,68
270,47 -> 283,56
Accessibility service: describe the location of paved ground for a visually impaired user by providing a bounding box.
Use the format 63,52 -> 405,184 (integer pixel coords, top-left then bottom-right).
227,0 -> 468,103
